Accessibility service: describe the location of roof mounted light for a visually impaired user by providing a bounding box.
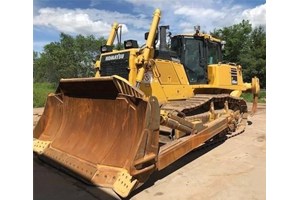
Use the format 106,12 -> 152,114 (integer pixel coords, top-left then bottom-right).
124,40 -> 138,49
100,45 -> 113,53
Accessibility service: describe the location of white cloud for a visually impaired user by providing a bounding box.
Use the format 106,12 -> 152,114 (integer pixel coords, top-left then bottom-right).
33,1 -> 266,51
241,4 -> 266,27
124,0 -> 223,9
171,3 -> 266,33
174,7 -> 225,19
34,8 -> 112,36
124,0 -> 266,33
33,8 -> 149,37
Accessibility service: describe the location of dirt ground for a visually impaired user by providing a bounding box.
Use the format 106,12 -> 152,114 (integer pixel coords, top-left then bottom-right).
33,103 -> 266,200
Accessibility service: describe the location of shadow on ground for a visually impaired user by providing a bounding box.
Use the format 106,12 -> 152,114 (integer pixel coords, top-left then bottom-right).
127,140 -> 225,199
34,138 -> 226,200
33,156 -> 119,200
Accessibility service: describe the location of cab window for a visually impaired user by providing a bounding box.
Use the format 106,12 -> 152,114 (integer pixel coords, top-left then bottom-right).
207,42 -> 221,64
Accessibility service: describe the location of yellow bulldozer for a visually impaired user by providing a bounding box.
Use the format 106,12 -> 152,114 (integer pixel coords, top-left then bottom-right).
33,9 -> 260,198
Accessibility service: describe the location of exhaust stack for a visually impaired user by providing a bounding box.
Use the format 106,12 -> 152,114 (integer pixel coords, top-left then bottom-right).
159,25 -> 169,51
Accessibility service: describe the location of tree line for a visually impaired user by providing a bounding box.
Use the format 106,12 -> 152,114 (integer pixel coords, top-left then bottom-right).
33,33 -> 107,84
33,20 -> 266,88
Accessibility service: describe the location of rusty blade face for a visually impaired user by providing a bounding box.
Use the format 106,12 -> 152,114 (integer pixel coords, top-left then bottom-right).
33,77 -> 160,194
51,95 -> 147,166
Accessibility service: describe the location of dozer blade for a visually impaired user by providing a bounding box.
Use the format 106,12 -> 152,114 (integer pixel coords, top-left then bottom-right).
33,76 -> 160,198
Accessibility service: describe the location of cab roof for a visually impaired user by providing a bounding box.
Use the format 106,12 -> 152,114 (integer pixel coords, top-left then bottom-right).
173,33 -> 221,43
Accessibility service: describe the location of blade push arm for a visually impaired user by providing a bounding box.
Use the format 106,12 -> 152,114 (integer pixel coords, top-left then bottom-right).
107,22 -> 119,46
135,9 -> 161,87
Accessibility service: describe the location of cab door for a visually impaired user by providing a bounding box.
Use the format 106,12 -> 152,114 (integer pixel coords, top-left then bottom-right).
182,38 -> 207,84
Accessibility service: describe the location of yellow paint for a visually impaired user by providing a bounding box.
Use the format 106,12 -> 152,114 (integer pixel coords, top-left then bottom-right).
96,8 -> 258,103
155,60 -> 181,84
172,62 -> 190,85
113,170 -> 137,198
106,22 -> 119,46
140,75 -> 168,102
94,60 -> 101,77
33,139 -> 51,154
128,51 -> 138,85
230,90 -> 242,97
139,60 -> 251,103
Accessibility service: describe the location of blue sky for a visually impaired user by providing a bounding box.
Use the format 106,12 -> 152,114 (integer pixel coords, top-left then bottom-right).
33,0 -> 266,52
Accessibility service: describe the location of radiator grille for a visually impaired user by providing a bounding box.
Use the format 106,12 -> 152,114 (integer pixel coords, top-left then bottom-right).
230,68 -> 238,85
100,52 -> 130,79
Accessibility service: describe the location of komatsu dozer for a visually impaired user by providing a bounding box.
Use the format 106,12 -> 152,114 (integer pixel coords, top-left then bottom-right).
33,9 -> 260,198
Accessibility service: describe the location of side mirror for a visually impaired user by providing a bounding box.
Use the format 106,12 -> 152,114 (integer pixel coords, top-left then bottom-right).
144,32 -> 149,40
221,40 -> 226,50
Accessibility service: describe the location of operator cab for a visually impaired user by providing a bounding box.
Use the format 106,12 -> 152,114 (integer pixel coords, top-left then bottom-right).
170,34 -> 222,84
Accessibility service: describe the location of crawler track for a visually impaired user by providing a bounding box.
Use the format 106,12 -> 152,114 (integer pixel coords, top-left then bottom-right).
161,94 -> 248,116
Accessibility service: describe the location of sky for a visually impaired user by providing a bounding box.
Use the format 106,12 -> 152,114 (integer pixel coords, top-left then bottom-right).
33,0 -> 266,52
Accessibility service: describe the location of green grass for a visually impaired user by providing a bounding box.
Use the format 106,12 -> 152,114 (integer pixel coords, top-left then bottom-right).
33,82 -> 56,107
241,89 -> 266,103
